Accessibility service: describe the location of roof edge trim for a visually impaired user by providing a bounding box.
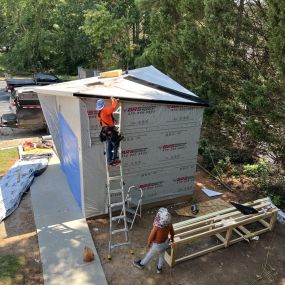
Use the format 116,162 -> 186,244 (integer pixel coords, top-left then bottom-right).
125,75 -> 209,107
73,93 -> 207,107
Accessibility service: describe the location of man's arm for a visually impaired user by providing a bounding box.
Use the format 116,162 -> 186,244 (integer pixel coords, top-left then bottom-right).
103,97 -> 118,115
169,224 -> 175,242
147,227 -> 157,247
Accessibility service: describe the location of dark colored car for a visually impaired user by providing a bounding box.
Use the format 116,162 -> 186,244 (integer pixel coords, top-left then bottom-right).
5,73 -> 60,92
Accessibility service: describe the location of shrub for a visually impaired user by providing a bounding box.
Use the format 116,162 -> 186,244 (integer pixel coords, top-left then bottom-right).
271,195 -> 281,207
230,166 -> 241,177
214,156 -> 231,176
242,159 -> 269,178
198,139 -> 231,174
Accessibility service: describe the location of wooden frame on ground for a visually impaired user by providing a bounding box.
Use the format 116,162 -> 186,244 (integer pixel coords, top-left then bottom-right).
165,197 -> 278,267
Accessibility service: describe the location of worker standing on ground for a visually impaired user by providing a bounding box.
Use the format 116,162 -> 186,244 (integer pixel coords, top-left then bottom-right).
133,208 -> 175,273
96,96 -> 121,167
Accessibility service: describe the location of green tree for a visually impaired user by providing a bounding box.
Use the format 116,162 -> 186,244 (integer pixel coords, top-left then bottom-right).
267,0 -> 285,80
136,0 -> 285,168
83,0 -> 146,70
0,0 -> 96,74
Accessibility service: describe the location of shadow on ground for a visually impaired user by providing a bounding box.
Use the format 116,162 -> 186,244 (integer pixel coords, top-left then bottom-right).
88,170 -> 285,285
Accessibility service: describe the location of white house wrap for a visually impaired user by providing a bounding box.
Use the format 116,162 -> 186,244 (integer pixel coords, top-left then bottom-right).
35,66 -> 208,218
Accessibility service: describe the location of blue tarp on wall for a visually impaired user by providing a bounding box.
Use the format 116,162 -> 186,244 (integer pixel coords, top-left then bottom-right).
59,112 -> 81,208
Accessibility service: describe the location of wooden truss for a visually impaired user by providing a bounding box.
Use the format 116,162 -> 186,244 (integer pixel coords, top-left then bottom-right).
165,197 -> 278,267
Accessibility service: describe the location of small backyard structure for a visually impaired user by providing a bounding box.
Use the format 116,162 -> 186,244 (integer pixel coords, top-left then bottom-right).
35,66 -> 208,218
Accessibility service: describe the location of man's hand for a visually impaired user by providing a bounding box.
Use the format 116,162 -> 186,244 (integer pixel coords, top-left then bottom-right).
111,96 -> 118,102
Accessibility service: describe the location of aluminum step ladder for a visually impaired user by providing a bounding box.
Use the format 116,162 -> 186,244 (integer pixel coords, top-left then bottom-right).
105,102 -> 131,259
106,164 -> 130,260
119,186 -> 143,230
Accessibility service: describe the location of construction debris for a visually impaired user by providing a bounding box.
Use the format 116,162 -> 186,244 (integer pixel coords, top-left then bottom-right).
202,188 -> 223,197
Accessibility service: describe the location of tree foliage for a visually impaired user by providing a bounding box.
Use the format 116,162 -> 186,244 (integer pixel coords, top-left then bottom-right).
0,0 -> 97,74
83,0 -> 147,70
0,0 -> 148,73
136,0 -> 285,170
0,0 -> 284,173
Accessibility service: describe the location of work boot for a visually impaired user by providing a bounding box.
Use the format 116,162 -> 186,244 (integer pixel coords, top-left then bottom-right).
156,266 -> 162,274
133,260 -> 144,269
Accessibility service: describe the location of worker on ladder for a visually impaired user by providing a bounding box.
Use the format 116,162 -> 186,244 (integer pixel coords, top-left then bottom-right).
96,97 -> 122,167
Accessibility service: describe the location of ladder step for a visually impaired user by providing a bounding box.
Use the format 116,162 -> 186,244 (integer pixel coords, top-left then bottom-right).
109,176 -> 122,181
111,215 -> 125,222
110,202 -> 124,208
112,228 -> 128,235
109,189 -> 123,194
126,199 -> 140,206
126,207 -> 136,215
111,241 -> 130,249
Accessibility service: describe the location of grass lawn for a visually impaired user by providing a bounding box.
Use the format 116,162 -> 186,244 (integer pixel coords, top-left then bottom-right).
0,148 -> 19,177
0,254 -> 26,285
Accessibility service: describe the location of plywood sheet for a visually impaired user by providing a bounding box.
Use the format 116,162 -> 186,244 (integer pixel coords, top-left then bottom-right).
175,198 -> 231,217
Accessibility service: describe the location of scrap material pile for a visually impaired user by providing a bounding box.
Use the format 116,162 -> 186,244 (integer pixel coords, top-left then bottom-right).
0,143 -> 52,222
22,136 -> 53,151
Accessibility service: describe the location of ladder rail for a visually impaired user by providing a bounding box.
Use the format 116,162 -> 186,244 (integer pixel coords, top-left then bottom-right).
105,102 -> 130,259
119,185 -> 143,230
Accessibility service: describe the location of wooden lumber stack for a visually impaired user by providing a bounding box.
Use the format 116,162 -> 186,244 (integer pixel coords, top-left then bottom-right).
165,197 -> 278,267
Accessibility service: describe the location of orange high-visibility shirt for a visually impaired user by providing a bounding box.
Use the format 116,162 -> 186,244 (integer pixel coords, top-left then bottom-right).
97,100 -> 118,127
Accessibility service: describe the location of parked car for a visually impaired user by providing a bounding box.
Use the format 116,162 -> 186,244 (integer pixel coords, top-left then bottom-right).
1,87 -> 47,130
5,73 -> 60,92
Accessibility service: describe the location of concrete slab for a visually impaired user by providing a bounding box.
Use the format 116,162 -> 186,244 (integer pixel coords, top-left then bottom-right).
31,152 -> 108,285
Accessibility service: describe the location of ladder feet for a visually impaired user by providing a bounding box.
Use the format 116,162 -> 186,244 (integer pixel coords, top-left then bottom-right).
129,249 -> 134,255
108,254 -> 112,260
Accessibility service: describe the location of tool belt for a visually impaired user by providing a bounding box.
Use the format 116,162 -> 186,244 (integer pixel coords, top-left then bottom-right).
100,126 -> 123,144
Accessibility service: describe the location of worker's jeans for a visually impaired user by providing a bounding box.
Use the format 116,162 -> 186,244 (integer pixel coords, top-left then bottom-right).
106,134 -> 119,164
140,239 -> 169,269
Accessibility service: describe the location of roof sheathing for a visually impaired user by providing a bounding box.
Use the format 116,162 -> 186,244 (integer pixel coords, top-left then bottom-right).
74,77 -> 203,106
128,65 -> 195,96
124,75 -> 208,106
35,68 -> 208,107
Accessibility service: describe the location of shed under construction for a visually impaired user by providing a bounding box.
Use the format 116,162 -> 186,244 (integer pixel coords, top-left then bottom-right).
35,66 -> 208,218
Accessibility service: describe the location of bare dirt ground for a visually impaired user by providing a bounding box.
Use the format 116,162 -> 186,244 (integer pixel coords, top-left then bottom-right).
0,191 -> 43,285
88,169 -> 285,285
0,128 -> 284,285
0,135 -> 43,285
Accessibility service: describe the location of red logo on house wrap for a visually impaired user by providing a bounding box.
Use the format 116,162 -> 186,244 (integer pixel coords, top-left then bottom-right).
139,181 -> 163,190
159,143 -> 187,151
173,176 -> 194,184
167,105 -> 193,111
122,148 -> 148,157
87,110 -> 97,118
124,106 -> 156,114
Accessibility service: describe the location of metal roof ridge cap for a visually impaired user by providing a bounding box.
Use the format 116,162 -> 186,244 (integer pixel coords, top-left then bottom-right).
73,92 -> 208,107
124,75 -> 209,107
